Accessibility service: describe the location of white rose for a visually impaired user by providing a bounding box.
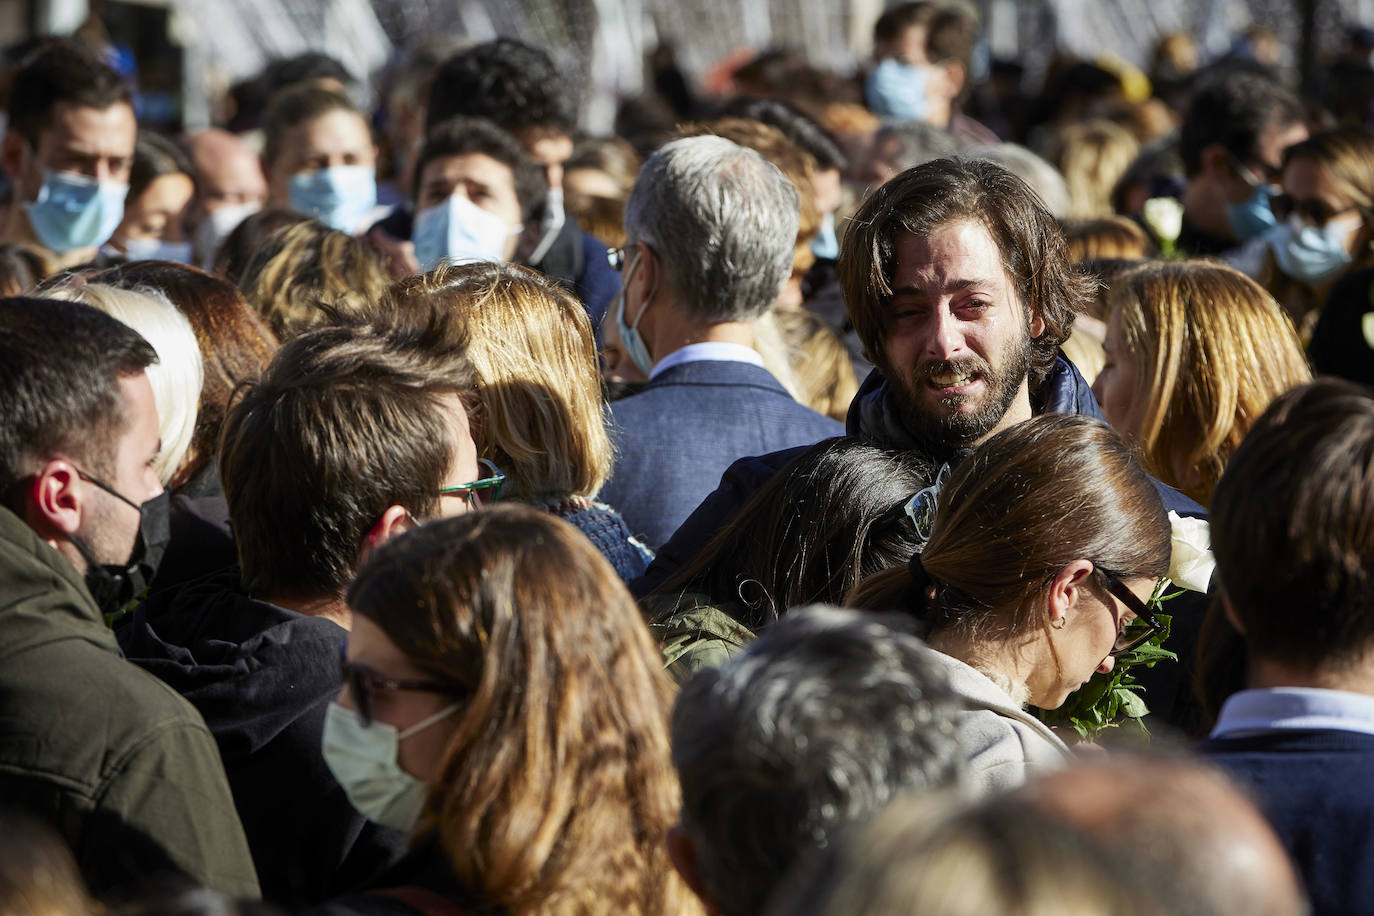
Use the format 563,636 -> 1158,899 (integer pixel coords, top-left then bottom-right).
1142,197 -> 1184,245
1167,511 -> 1214,593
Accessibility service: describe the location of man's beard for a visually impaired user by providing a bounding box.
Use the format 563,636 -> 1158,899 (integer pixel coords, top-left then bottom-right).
888,330 -> 1033,452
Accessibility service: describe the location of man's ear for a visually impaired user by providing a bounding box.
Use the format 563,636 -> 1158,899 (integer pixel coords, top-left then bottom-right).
358,504 -> 415,565
666,825 -> 720,915
935,59 -> 966,101
2,131 -> 30,198
28,460 -> 85,541
1029,309 -> 1046,339
1200,143 -> 1232,180
1047,559 -> 1095,628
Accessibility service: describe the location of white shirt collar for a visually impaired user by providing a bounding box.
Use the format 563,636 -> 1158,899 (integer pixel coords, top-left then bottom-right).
1210,687 -> 1374,739
649,342 -> 764,380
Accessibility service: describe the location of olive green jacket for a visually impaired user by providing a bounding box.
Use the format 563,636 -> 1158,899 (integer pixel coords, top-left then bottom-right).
644,593 -> 756,684
0,507 -> 260,900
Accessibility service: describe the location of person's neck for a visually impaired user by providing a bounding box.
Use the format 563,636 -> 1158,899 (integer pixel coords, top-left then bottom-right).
1,206 -> 97,270
260,591 -> 352,629
1179,178 -> 1235,243
929,627 -> 1033,708
970,382 -> 1034,447
927,100 -> 953,131
1248,653 -> 1374,697
648,312 -> 756,364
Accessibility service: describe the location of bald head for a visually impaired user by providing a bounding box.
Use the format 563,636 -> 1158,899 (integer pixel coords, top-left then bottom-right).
184,128 -> 268,214
1016,757 -> 1306,916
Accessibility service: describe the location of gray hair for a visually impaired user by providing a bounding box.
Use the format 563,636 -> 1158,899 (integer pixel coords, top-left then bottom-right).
671,605 -> 964,916
624,135 -> 800,323
964,143 -> 1071,219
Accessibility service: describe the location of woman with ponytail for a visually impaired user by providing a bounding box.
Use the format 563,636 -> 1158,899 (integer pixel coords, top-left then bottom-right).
848,415 -> 1172,793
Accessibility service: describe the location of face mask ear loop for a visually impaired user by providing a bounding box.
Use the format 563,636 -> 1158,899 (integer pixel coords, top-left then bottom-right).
396,703 -> 461,741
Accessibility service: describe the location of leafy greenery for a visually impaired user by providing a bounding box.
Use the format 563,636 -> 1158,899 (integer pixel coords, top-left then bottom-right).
1036,581 -> 1183,742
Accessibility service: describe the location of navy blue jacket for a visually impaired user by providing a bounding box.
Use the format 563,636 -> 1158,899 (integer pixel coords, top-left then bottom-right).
601,359 -> 842,550
1200,729 -> 1374,916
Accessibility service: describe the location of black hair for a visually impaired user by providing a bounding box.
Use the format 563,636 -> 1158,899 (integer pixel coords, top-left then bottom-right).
1179,69 -> 1304,176
412,117 -> 547,221
8,38 -> 131,147
128,132 -> 195,204
655,437 -> 936,628
0,297 -> 156,493
425,39 -> 576,137
716,97 -> 849,172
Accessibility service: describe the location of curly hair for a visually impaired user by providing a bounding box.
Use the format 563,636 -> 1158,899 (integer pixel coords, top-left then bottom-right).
425,38 -> 576,137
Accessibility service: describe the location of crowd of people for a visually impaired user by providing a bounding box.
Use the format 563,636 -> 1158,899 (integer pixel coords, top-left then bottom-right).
0,4 -> 1373,914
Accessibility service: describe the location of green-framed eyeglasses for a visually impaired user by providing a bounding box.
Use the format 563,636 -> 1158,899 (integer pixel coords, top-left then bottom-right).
438,459 -> 505,509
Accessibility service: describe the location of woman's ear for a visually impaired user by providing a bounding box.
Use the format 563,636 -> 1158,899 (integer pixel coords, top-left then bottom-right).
1047,559 -> 1096,628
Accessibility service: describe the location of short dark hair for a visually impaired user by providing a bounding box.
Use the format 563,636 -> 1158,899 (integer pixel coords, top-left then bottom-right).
716,98 -> 849,172
873,1 -> 938,46
0,297 -> 156,494
425,39 -> 575,137
263,52 -> 352,93
261,84 -> 365,168
1178,70 -> 1304,176
1211,379 -> 1374,670
672,605 -> 963,916
8,39 -> 132,148
839,157 -> 1094,388
129,132 -> 195,203
926,1 -> 981,69
219,312 -> 475,598
411,117 -> 547,221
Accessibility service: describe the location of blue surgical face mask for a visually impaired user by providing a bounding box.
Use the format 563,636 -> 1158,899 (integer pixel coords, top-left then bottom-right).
866,58 -> 934,121
25,170 -> 128,253
1270,212 -> 1362,285
1225,180 -> 1278,242
121,236 -> 193,264
615,250 -> 655,376
412,193 -> 517,272
811,212 -> 840,260
288,165 -> 377,232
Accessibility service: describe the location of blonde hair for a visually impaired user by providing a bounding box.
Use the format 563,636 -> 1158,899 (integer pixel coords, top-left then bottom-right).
390,262 -> 614,501
1112,261 -> 1312,506
1060,327 -> 1105,384
239,220 -> 390,340
761,307 -> 859,422
1054,120 -> 1140,219
41,279 -> 203,486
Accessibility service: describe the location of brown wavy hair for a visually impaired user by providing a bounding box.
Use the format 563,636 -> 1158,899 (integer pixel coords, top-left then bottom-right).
347,505 -> 697,916
840,157 -> 1095,388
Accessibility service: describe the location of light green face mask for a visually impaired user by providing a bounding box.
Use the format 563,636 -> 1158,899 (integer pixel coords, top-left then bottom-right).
321,701 -> 459,832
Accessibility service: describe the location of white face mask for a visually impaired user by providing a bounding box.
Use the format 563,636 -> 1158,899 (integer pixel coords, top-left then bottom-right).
412,193 -> 519,272
321,700 -> 459,832
195,201 -> 260,269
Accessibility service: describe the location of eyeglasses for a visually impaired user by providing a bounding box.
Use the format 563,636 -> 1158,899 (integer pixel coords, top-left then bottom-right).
437,459 -> 505,509
1099,570 -> 1165,656
339,644 -> 456,727
1228,153 -> 1282,189
1270,194 -> 1360,228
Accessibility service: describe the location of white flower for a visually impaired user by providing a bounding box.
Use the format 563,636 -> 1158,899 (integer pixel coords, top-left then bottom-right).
1142,197 -> 1184,245
1167,511 -> 1214,593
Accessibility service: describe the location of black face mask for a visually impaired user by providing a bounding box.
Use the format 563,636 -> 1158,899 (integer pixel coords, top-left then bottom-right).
68,473 -> 171,619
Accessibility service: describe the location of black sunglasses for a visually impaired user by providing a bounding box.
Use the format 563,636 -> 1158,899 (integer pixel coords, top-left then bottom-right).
339,643 -> 456,727
1270,194 -> 1360,228
1099,570 -> 1165,656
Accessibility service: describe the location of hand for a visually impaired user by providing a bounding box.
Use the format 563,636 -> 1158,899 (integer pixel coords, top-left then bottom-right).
365,226 -> 420,280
